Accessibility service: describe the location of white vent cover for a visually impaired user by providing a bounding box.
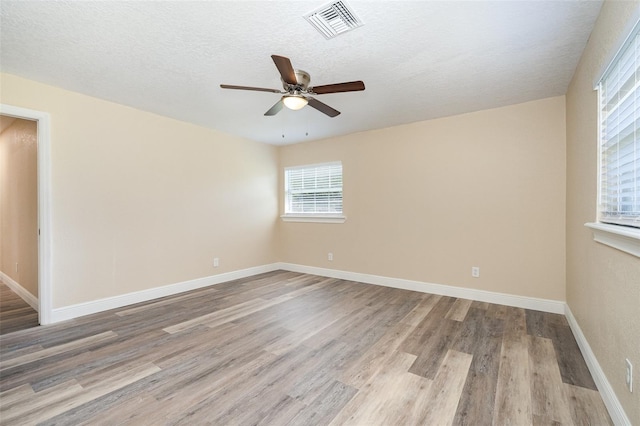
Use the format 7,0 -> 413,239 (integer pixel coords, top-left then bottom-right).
304,1 -> 364,39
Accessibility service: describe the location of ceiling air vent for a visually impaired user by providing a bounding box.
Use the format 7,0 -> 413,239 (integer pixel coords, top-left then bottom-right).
304,1 -> 364,40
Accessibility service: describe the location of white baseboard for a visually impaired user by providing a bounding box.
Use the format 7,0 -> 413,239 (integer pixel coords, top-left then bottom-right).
0,270 -> 39,311
49,262 -> 564,324
50,264 -> 280,323
275,263 -> 565,314
565,305 -> 631,426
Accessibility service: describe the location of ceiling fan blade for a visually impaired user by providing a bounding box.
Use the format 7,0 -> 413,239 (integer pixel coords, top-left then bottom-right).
271,55 -> 297,85
264,99 -> 284,116
311,81 -> 365,95
307,97 -> 340,118
220,84 -> 281,93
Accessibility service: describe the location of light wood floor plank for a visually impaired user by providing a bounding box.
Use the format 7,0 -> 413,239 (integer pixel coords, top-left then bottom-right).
453,310 -> 503,425
288,379 -> 358,426
528,335 -> 573,424
408,318 -> 462,379
564,382 -> 613,425
0,331 -> 117,371
419,349 -> 473,425
285,340 -> 358,405
340,322 -> 414,388
76,392 -> 160,426
0,383 -> 35,408
162,297 -> 275,334
471,300 -> 490,310
263,308 -> 350,355
328,350 -> 418,425
399,295 -> 456,356
493,307 -> 533,425
115,289 -> 215,317
13,363 -> 160,425
170,344 -> 321,424
2,348 -> 102,394
445,298 -> 473,321
0,379 -> 85,424
400,293 -> 441,326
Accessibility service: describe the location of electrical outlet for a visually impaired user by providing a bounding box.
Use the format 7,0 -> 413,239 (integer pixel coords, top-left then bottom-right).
626,358 -> 633,392
213,258 -> 219,268
471,266 -> 480,278
328,252 -> 333,261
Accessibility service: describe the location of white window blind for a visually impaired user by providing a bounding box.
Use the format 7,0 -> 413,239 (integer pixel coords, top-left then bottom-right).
598,25 -> 640,228
284,162 -> 342,215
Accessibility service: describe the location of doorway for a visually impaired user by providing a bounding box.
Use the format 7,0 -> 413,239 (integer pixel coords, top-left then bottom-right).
0,116 -> 39,333
0,105 -> 52,326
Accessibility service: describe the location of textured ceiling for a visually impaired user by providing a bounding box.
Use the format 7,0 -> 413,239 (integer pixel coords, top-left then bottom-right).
0,1 -> 602,145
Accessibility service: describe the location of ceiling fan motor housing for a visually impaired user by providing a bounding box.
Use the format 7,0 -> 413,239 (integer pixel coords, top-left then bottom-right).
283,70 -> 311,92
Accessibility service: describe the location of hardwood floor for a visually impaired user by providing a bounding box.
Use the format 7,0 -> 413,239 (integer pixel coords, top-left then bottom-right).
0,282 -> 38,336
0,271 -> 611,425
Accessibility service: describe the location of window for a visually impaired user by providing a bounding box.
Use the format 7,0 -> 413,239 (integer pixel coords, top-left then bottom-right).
587,20 -> 640,258
598,24 -> 640,229
282,162 -> 345,223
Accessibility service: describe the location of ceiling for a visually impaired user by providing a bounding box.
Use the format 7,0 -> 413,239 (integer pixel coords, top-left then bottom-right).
0,1 -> 603,145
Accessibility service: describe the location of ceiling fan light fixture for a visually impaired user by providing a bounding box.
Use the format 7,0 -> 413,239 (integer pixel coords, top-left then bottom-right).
283,95 -> 308,110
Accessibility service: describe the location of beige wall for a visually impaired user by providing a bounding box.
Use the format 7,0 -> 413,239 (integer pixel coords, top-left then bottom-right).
1,72 -> 567,308
278,96 -> 567,301
0,73 -> 279,308
0,117 -> 38,298
566,1 -> 640,423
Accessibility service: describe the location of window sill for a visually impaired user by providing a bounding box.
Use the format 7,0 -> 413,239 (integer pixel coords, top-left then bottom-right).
280,214 -> 346,224
585,222 -> 640,258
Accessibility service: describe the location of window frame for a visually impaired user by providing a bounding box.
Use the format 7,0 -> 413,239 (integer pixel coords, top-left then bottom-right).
281,161 -> 346,224
586,19 -> 640,258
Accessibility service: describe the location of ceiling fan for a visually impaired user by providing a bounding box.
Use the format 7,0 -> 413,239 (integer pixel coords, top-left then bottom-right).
220,55 -> 365,118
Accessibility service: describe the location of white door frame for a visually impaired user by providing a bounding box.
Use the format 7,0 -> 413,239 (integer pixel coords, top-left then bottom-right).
1,104 -> 53,325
